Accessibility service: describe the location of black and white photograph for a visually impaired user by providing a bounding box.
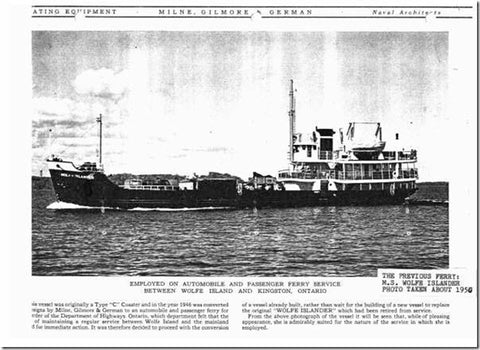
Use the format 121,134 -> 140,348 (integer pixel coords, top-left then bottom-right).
2,1 -> 477,348
31,31 -> 450,277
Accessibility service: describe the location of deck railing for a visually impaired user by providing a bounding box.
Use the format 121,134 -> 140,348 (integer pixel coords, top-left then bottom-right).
318,150 -> 334,160
318,150 -> 417,161
381,152 -> 417,161
333,169 -> 418,180
121,184 -> 177,191
278,170 -> 318,179
278,169 -> 418,181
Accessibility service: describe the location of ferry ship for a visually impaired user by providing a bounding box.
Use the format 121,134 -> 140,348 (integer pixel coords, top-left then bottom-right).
46,80 -> 418,209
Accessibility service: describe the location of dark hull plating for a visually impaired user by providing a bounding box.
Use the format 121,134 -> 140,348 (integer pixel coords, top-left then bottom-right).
49,169 -> 416,209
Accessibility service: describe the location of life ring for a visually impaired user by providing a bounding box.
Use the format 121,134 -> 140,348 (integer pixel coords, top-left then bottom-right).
392,171 -> 398,179
389,183 -> 395,196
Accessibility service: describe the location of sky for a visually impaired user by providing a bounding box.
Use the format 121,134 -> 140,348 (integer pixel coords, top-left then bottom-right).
32,31 -> 448,180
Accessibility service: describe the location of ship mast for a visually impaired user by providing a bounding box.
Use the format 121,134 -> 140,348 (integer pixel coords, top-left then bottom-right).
288,79 -> 296,163
97,113 -> 103,169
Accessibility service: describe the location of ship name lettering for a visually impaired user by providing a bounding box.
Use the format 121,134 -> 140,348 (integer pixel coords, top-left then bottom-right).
60,173 -> 94,179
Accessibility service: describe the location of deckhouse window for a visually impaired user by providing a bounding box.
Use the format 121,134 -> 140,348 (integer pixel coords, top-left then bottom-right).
320,138 -> 333,152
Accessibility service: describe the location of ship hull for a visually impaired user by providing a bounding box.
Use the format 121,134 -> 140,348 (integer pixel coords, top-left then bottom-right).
49,169 -> 416,210
49,170 -> 239,209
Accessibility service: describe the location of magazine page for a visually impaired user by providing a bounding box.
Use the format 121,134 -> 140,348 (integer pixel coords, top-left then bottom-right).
2,0 -> 477,347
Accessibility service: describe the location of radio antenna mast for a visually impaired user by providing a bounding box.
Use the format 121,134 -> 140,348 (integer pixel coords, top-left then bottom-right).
96,114 -> 103,169
288,80 -> 296,163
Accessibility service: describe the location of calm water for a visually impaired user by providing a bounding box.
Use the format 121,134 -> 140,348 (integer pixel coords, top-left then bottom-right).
32,188 -> 449,276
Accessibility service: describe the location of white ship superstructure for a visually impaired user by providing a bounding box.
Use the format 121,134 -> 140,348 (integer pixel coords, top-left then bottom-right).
278,80 -> 418,198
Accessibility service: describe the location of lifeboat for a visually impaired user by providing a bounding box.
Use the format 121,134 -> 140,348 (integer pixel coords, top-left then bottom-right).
350,140 -> 386,160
